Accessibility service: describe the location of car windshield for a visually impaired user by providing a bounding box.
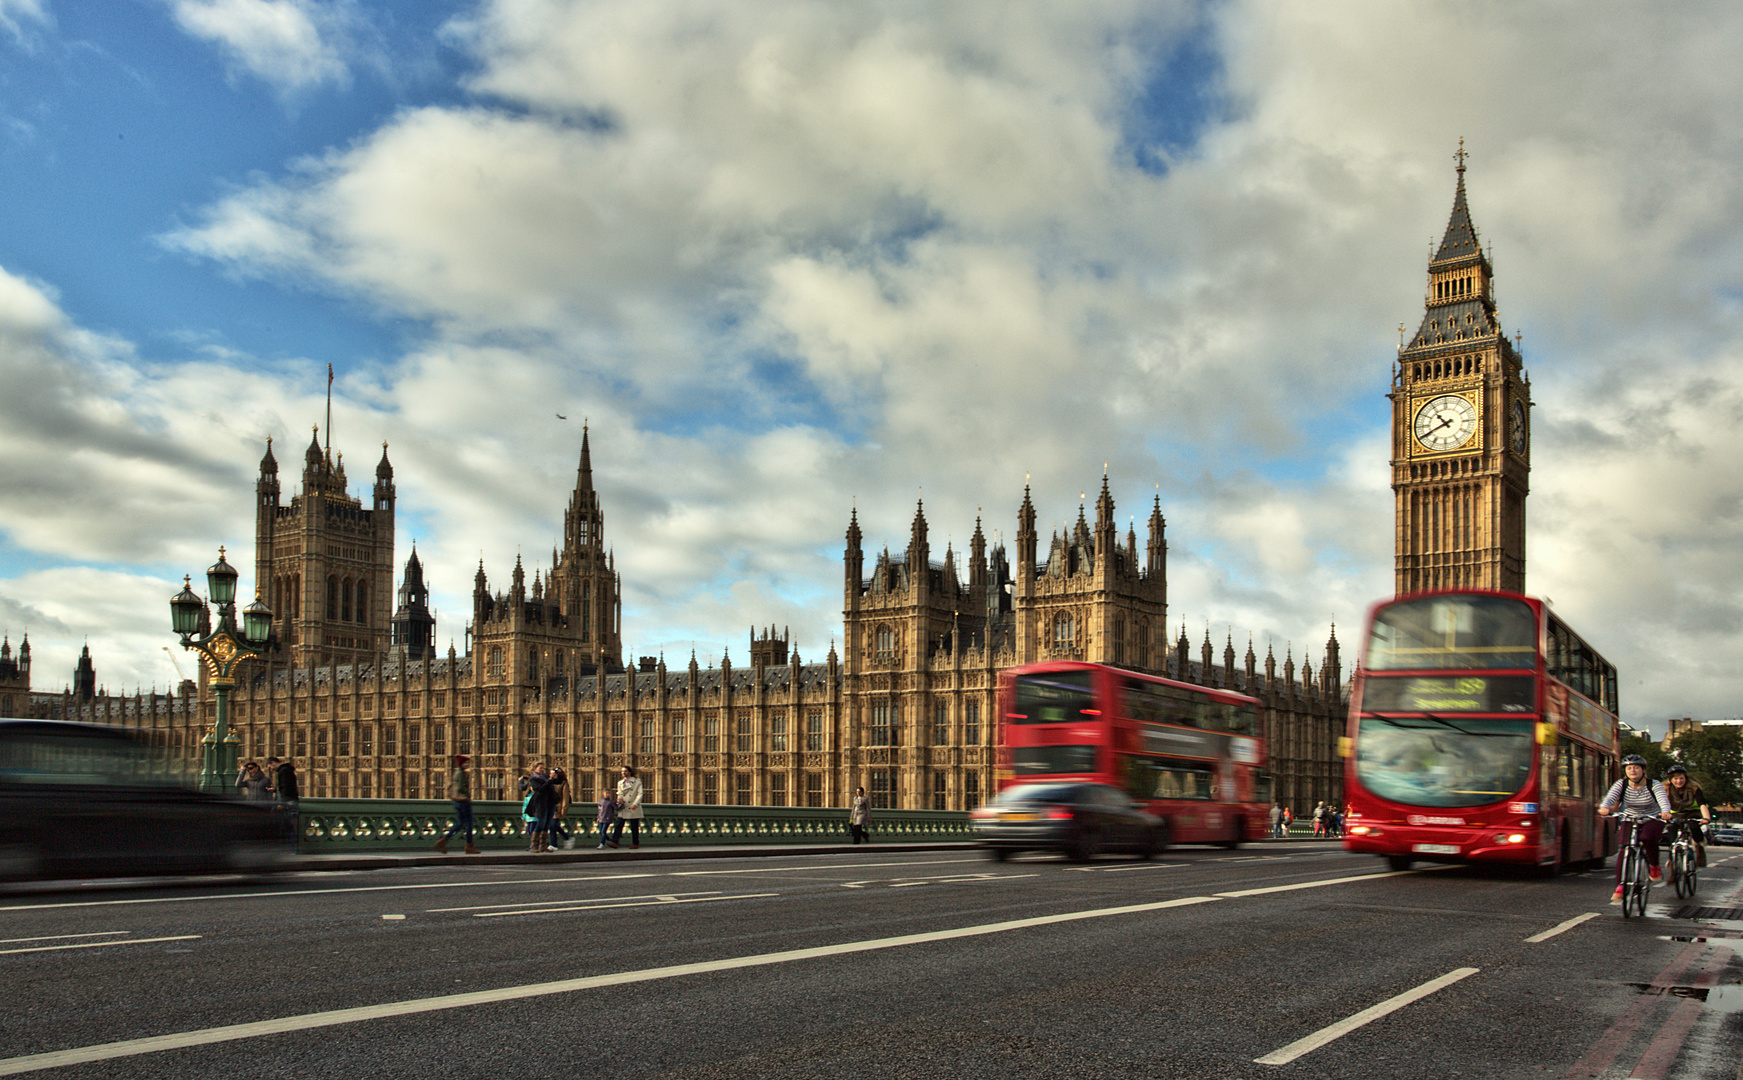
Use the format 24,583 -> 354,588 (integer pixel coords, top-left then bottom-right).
994,783 -> 1085,806
1355,716 -> 1534,808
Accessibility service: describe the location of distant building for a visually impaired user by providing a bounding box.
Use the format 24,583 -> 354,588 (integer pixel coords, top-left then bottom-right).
13,425 -> 1347,813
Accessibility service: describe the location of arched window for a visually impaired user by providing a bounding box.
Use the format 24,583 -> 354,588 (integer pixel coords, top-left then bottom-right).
875,627 -> 895,662
341,579 -> 353,623
487,647 -> 504,680
326,576 -> 338,620
1053,614 -> 1075,649
355,581 -> 368,624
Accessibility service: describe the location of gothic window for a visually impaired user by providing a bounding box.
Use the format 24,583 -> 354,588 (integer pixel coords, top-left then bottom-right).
870,701 -> 898,746
553,720 -> 567,755
431,723 -> 445,756
736,712 -> 754,752
670,718 -> 686,754
770,711 -> 787,752
407,724 -> 421,756
704,712 -> 719,751
964,772 -> 980,809
341,579 -> 352,623
1053,613 -> 1075,649
358,724 -> 373,757
527,648 -> 538,681
326,576 -> 338,620
337,727 -> 350,757
933,771 -> 947,810
870,769 -> 895,809
933,701 -> 949,745
667,773 -> 685,804
581,719 -> 595,754
806,710 -> 823,752
382,725 -> 397,757
769,773 -> 787,807
702,773 -> 719,804
458,722 -> 472,754
805,773 -> 823,808
964,700 -> 980,745
640,719 -> 655,755
487,647 -> 504,680
875,626 -> 895,663
610,718 -> 623,755
522,720 -> 538,754
356,581 -> 367,624
735,773 -> 752,805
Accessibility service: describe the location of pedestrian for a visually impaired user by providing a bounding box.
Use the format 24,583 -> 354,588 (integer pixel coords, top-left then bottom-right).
1281,806 -> 1293,835
548,767 -> 574,849
1312,801 -> 1327,838
611,765 -> 645,849
236,761 -> 271,801
596,786 -> 619,848
519,763 -> 554,852
434,754 -> 480,854
849,786 -> 870,844
1268,802 -> 1283,839
265,756 -> 299,845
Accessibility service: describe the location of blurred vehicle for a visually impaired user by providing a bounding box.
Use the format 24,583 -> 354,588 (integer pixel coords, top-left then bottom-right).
1711,824 -> 1743,847
969,780 -> 1165,862
0,719 -> 284,882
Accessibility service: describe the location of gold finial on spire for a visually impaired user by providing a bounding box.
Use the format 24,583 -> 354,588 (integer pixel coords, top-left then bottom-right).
1455,136 -> 1467,174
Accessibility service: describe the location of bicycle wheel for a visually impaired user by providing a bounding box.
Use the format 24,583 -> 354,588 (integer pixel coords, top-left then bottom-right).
1619,846 -> 1644,919
1676,845 -> 1697,898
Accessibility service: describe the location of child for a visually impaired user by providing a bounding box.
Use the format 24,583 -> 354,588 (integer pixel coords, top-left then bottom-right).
596,789 -> 619,849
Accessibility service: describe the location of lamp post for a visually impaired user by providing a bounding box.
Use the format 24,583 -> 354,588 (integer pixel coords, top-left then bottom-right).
170,547 -> 273,793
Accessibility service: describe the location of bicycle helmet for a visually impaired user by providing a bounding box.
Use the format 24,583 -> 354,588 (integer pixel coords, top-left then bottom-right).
1622,754 -> 1647,767
1665,764 -> 1688,776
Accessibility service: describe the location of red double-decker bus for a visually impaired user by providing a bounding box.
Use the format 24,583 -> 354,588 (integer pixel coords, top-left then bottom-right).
1343,590 -> 1620,872
995,661 -> 1269,847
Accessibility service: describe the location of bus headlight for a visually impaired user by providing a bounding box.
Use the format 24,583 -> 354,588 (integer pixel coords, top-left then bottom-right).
1348,825 -> 1379,837
1496,833 -> 1527,844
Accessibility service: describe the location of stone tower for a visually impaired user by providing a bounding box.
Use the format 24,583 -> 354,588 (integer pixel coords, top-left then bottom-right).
391,547 -> 437,662
1391,146 -> 1530,594
255,429 -> 397,667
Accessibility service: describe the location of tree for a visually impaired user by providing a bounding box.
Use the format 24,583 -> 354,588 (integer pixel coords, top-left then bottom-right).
1620,733 -> 1674,780
1668,726 -> 1743,808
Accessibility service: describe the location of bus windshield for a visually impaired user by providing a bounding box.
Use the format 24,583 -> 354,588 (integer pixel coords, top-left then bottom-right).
1011,671 -> 1096,723
1354,716 -> 1534,808
1366,595 -> 1538,671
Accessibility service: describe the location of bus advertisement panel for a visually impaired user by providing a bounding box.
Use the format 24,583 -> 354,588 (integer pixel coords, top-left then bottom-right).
996,661 -> 1269,847
1343,590 -> 1620,871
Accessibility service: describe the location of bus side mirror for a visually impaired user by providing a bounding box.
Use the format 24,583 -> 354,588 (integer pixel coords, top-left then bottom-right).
1535,723 -> 1557,746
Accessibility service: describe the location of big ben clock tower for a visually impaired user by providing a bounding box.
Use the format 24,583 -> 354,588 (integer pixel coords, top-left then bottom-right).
1391,145 -> 1530,595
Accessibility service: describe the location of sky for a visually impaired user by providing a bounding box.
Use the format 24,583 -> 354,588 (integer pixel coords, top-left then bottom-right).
2,1 -> 1741,737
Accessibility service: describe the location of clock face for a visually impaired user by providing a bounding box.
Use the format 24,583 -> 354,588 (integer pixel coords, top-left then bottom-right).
1509,399 -> 1527,455
1414,394 -> 1478,452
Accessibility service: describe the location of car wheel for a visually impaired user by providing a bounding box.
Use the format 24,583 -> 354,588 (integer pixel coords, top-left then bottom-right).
1386,855 -> 1413,872
1068,828 -> 1099,863
988,847 -> 1010,863
1150,823 -> 1171,855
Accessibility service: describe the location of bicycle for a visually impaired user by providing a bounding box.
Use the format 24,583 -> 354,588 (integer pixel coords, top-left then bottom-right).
1613,810 -> 1660,919
1667,818 -> 1701,899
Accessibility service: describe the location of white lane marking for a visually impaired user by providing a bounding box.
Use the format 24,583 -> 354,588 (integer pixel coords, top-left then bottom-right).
670,858 -> 983,876
1254,967 -> 1480,1066
1217,869 -> 1420,897
0,895 -> 1222,1075
0,874 -> 655,912
1070,863 -> 1190,873
381,915 -> 405,921
0,932 -> 130,945
474,893 -> 779,917
430,891 -> 721,913
0,936 -> 201,957
1523,912 -> 1600,943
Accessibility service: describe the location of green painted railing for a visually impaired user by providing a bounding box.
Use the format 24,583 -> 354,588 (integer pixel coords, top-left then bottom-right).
294,798 -> 971,853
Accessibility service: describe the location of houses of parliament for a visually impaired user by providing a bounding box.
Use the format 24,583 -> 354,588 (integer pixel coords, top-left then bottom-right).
2,156 -> 1522,816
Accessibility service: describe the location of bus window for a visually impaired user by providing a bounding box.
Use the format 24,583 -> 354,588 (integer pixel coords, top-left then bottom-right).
1013,672 -> 1095,723
1120,754 -> 1214,801
1367,594 -> 1538,671
1012,744 -> 1097,776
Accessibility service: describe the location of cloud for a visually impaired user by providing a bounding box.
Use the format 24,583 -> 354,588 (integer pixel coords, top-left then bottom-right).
10,1 -> 1743,729
167,0 -> 353,93
0,0 -> 48,47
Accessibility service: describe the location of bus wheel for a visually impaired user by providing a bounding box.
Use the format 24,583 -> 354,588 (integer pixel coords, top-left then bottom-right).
1386,855 -> 1413,872
988,847 -> 1011,863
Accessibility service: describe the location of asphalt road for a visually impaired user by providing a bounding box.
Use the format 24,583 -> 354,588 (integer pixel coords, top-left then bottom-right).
1,842 -> 1740,1079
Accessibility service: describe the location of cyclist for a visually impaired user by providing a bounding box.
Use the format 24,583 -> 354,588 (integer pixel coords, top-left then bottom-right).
1597,754 -> 1673,903
1663,764 -> 1712,871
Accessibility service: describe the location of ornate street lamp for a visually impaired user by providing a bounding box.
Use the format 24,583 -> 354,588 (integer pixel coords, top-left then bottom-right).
170,547 -> 273,792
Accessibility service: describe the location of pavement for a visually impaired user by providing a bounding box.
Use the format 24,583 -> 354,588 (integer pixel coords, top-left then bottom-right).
274,834 -> 1342,874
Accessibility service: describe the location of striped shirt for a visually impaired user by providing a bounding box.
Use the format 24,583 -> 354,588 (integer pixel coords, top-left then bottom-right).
1601,778 -> 1671,816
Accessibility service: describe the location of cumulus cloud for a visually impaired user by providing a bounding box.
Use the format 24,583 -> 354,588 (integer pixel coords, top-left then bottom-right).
168,0 -> 353,93
9,1 -> 1743,727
